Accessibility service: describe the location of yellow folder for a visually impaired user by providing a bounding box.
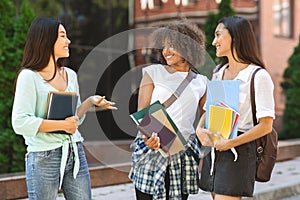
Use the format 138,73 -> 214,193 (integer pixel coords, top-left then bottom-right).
208,105 -> 233,142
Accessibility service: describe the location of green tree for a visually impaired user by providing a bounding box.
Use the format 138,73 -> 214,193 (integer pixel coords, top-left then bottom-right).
203,0 -> 235,63
217,0 -> 235,20
0,0 -> 35,174
29,0 -> 61,17
203,12 -> 219,65
280,37 -> 300,139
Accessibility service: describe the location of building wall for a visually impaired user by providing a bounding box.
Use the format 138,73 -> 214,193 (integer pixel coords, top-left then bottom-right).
134,0 -> 257,27
134,0 -> 218,27
260,0 -> 300,130
133,0 -> 259,59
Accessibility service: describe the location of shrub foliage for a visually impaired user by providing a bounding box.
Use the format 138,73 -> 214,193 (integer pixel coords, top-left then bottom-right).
280,37 -> 300,139
0,0 -> 34,173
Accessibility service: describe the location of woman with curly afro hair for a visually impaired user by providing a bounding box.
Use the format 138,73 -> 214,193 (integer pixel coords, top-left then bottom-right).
129,20 -> 208,200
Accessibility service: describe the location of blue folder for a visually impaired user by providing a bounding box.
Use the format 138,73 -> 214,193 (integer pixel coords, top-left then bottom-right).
205,80 -> 240,139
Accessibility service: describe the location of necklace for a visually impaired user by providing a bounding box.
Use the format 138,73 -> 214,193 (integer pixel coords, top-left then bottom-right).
223,64 -> 249,80
223,67 -> 240,80
58,67 -> 67,82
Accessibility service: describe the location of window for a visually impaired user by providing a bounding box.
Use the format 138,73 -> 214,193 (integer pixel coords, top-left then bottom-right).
141,0 -> 163,10
175,0 -> 196,6
273,0 -> 293,37
182,0 -> 197,6
153,0 -> 163,8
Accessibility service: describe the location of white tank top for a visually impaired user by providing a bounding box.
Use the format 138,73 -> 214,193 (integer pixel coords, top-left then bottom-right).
143,64 -> 207,140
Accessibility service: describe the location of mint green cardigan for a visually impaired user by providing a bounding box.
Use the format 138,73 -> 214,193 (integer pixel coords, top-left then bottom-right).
12,67 -> 86,188
12,67 -> 85,151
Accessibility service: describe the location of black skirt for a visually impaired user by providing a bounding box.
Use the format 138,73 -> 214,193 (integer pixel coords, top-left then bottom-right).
199,141 -> 256,197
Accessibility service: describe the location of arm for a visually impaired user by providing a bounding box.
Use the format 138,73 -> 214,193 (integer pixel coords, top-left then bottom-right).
137,72 -> 160,150
76,95 -> 117,119
198,91 -> 206,117
40,98 -> 116,134
196,111 -> 215,147
196,92 -> 215,147
71,69 -> 116,119
38,117 -> 78,134
215,117 -> 273,151
137,72 -> 153,111
215,70 -> 275,151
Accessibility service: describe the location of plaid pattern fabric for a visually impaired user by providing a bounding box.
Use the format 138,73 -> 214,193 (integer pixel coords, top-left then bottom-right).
129,134 -> 201,200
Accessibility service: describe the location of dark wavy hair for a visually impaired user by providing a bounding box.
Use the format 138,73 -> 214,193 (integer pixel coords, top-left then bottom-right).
217,16 -> 265,69
17,17 -> 67,82
150,20 -> 206,72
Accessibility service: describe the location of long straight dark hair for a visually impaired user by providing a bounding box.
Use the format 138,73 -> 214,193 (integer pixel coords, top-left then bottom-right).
217,16 -> 265,70
16,17 -> 66,84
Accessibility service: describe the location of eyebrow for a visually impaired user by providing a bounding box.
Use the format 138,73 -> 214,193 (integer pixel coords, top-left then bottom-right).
215,26 -> 226,34
59,30 -> 66,34
215,30 -> 221,34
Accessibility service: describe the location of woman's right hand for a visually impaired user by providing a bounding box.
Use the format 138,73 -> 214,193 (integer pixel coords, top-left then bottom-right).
196,127 -> 215,147
64,116 -> 79,134
143,132 -> 160,150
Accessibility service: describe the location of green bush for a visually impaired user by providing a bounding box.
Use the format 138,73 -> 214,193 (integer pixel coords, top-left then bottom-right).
280,38 -> 300,139
0,0 -> 34,173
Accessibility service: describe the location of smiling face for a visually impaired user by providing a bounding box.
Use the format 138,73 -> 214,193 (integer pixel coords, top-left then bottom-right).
162,40 -> 184,67
212,23 -> 233,58
54,24 -> 71,60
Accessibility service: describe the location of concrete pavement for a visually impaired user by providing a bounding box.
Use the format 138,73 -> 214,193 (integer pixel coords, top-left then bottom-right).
89,156 -> 300,200
245,156 -> 300,200
12,139 -> 300,200
22,156 -> 300,200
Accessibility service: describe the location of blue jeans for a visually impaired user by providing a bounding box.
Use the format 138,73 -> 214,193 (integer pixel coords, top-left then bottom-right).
25,143 -> 91,200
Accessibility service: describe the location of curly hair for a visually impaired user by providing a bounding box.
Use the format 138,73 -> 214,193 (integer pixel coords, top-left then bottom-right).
150,20 -> 206,71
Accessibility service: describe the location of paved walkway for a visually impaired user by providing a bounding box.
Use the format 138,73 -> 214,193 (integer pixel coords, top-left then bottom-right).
24,157 -> 300,200
90,156 -> 300,200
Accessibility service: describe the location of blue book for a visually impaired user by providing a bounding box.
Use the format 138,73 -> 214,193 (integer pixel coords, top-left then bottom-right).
206,80 -> 240,139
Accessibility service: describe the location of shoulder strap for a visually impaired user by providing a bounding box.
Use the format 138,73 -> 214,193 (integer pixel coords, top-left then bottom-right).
162,70 -> 197,108
250,68 -> 262,126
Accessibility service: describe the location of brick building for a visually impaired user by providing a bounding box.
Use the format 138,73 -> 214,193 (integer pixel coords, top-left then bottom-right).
259,0 -> 300,130
134,0 -> 257,27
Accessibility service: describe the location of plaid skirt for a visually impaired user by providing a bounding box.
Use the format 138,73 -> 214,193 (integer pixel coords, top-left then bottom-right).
129,134 -> 201,200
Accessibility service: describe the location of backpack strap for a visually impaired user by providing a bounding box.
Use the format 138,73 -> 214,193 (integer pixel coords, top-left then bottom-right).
162,69 -> 197,108
162,69 -> 200,164
250,68 -> 262,125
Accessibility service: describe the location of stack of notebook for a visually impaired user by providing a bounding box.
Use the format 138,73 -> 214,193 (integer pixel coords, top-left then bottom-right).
130,101 -> 186,156
208,102 -> 239,143
206,80 -> 240,143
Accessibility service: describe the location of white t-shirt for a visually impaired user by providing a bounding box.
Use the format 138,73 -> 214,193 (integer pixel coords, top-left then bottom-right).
143,64 -> 207,140
212,64 -> 275,132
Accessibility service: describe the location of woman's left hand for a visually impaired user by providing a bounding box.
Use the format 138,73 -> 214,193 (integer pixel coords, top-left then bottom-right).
214,137 -> 232,151
90,95 -> 117,110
